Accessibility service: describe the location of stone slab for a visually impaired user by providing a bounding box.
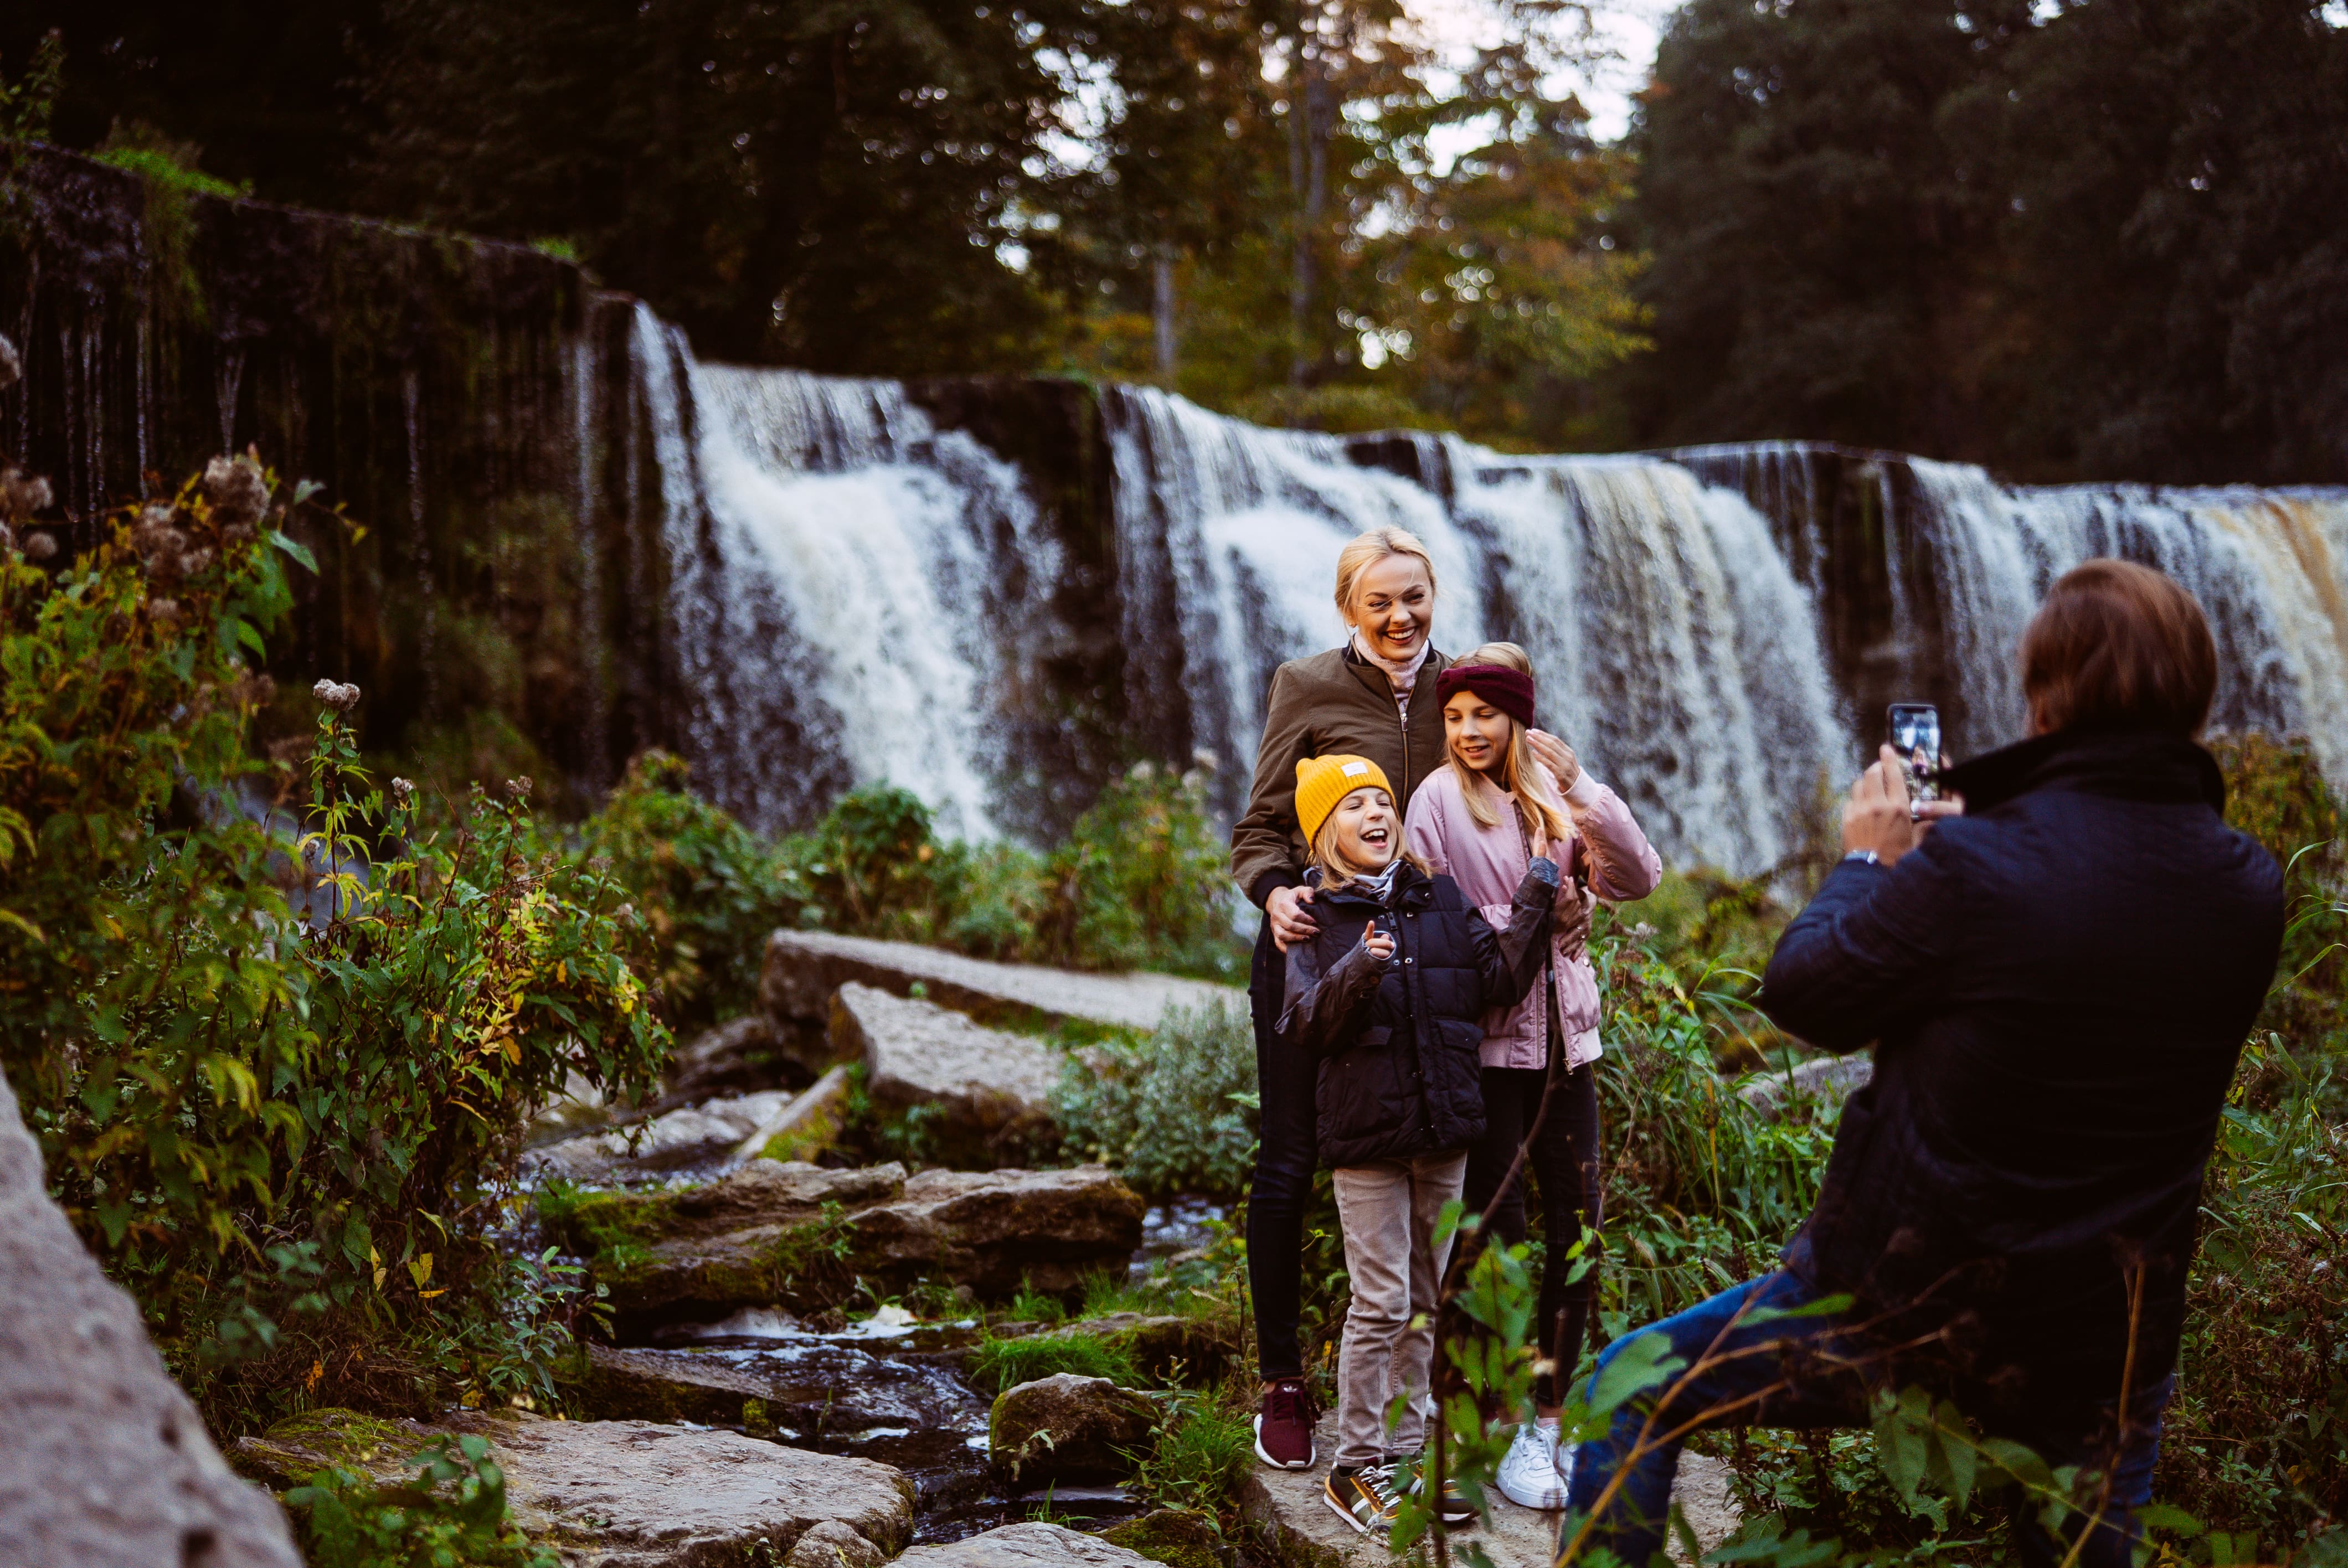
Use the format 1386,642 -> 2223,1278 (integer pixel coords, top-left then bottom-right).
761,929 -> 1242,1036
835,982 -> 1061,1164
232,1406 -> 915,1568
1240,1415 -> 1738,1568
524,1088 -> 798,1183
894,1521 -> 1161,1568
0,1066 -> 302,1567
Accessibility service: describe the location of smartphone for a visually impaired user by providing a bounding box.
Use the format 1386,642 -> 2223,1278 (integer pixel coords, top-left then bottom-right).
1887,703 -> 1942,804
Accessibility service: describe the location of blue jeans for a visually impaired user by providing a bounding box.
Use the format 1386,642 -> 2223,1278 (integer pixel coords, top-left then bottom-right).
1567,1272 -> 2170,1568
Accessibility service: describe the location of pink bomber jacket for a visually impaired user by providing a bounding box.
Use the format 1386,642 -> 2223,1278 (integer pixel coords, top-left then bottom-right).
1403,762 -> 1662,1070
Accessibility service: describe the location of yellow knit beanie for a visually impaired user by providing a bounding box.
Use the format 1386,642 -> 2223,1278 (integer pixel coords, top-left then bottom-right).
1294,754 -> 1394,847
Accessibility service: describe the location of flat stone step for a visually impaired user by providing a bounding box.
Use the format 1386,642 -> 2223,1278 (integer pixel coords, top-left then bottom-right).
1240,1414 -> 1739,1568
895,1520 -> 1160,1568
231,1406 -> 915,1568
761,929 -> 1243,1036
836,982 -> 1062,1165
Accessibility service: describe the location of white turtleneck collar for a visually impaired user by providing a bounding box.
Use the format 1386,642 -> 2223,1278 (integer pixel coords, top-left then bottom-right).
1350,629 -> 1432,719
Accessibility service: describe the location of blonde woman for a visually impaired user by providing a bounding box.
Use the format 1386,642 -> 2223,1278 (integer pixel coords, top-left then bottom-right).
1230,527 -> 1451,1471
1402,642 -> 1660,1509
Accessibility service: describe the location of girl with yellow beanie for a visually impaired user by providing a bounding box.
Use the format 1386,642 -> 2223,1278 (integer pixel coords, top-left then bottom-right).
1274,754 -> 1559,1536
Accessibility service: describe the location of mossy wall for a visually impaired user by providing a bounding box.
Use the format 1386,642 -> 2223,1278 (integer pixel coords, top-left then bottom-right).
0,144 -> 674,803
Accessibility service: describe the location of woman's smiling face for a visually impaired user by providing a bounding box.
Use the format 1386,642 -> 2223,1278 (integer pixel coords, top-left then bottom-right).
1443,692 -> 1512,775
1348,552 -> 1434,662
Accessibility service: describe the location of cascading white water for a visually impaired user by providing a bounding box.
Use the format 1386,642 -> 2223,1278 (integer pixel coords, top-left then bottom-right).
1903,462 -> 2348,780
636,305 -> 1064,838
642,335 -> 2347,872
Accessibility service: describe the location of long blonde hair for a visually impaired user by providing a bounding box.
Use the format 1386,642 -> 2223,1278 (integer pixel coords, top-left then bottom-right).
1443,642 -> 1569,845
1307,789 -> 1431,892
1333,528 -> 1438,626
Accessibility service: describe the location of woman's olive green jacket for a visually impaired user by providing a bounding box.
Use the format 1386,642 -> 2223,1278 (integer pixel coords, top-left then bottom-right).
1228,643 -> 1451,907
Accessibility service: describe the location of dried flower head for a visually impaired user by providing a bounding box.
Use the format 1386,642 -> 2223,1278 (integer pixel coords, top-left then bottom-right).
201,453 -> 270,531
504,776 -> 534,802
311,679 -> 362,711
390,777 -> 416,805
22,530 -> 57,563
147,596 -> 183,627
1,465 -> 52,520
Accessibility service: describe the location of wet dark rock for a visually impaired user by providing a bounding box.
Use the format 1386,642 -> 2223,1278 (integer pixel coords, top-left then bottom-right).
1099,1509 -> 1235,1568
762,929 -> 1242,1035
836,982 -> 1060,1165
0,1067 -> 302,1565
989,1373 -> 1158,1487
232,1405 -> 915,1568
1039,1313 -> 1234,1385
524,1088 -> 799,1183
897,1521 -> 1160,1568
658,1012 -> 794,1110
548,1160 -> 1144,1328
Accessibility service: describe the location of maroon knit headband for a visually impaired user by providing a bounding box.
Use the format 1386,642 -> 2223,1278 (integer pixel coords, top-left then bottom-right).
1436,663 -> 1536,728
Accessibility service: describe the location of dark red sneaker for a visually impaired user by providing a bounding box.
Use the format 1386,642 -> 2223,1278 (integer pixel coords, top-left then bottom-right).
1254,1378 -> 1321,1469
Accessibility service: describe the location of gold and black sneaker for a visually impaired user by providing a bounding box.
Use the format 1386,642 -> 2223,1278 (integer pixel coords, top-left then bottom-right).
1406,1459 -> 1478,1526
1324,1463 -> 1403,1535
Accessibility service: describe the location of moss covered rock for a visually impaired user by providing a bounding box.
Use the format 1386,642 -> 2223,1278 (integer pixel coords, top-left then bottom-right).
1100,1509 -> 1235,1568
989,1373 -> 1158,1488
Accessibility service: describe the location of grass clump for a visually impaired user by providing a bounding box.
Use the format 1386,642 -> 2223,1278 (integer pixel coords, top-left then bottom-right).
968,1331 -> 1141,1394
1132,1396 -> 1255,1517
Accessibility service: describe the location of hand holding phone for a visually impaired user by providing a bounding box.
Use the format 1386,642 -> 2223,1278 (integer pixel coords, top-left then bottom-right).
1887,703 -> 1943,804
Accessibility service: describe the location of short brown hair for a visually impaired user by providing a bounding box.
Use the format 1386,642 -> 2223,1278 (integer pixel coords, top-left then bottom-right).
2020,560 -> 2216,737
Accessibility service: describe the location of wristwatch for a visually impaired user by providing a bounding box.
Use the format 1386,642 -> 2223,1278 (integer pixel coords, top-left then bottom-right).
1842,849 -> 1881,866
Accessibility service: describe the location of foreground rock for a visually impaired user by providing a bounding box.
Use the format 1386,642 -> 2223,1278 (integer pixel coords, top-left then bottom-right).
233,1406 -> 913,1567
761,929 -> 1241,1042
1100,1509 -> 1235,1568
837,982 -> 1061,1164
1239,1414 -> 1738,1568
989,1373 -> 1157,1486
895,1521 -> 1160,1568
545,1160 -> 1145,1327
0,1067 -> 302,1566
565,1341 -> 985,1445
1737,1053 -> 1872,1118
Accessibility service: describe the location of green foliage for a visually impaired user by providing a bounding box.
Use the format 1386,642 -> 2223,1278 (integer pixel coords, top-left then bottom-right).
2211,731 -> 2346,1048
967,1331 -> 1141,1395
94,141 -> 248,200
286,1433 -> 557,1568
0,28 -> 61,143
0,458 -> 668,1432
1053,999 -> 1258,1198
1131,1396 -> 1255,1517
568,750 -> 805,1029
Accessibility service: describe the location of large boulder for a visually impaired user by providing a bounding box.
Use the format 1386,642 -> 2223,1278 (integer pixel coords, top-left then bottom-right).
835,982 -> 1060,1165
546,1160 -> 1145,1327
0,1067 -> 302,1567
989,1373 -> 1158,1487
761,929 -> 1240,1035
894,1521 -> 1161,1568
232,1406 -> 914,1568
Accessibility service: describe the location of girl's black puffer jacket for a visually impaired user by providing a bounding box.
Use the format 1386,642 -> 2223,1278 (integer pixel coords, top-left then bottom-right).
1276,858 -> 1556,1166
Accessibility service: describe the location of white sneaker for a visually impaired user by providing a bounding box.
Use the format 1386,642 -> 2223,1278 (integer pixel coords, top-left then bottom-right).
1495,1419 -> 1571,1510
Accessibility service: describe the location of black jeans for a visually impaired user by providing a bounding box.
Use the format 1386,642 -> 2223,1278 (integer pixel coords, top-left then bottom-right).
1461,1056 -> 1602,1405
1246,914 -> 1318,1380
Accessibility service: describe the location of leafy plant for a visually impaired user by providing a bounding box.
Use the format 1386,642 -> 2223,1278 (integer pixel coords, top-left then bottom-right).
286,1433 -> 556,1568
0,455 -> 669,1432
1131,1394 -> 1255,1515
1053,999 -> 1258,1197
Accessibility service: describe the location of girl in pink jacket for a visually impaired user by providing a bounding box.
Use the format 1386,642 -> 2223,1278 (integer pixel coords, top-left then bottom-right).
1402,642 -> 1661,1510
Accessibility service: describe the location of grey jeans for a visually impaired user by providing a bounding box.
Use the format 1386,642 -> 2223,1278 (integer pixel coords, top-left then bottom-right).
1331,1151 -> 1469,1469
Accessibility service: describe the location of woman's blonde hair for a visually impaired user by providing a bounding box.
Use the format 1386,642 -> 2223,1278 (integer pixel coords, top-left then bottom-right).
1306,786 -> 1430,891
1442,642 -> 1570,845
1333,528 -> 1438,626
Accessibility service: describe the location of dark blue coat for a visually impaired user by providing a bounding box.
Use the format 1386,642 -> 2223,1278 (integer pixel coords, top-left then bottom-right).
1277,859 -> 1554,1166
1760,728 -> 2284,1411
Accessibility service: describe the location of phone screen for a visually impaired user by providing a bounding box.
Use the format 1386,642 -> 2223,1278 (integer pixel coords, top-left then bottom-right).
1887,703 -> 1942,803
